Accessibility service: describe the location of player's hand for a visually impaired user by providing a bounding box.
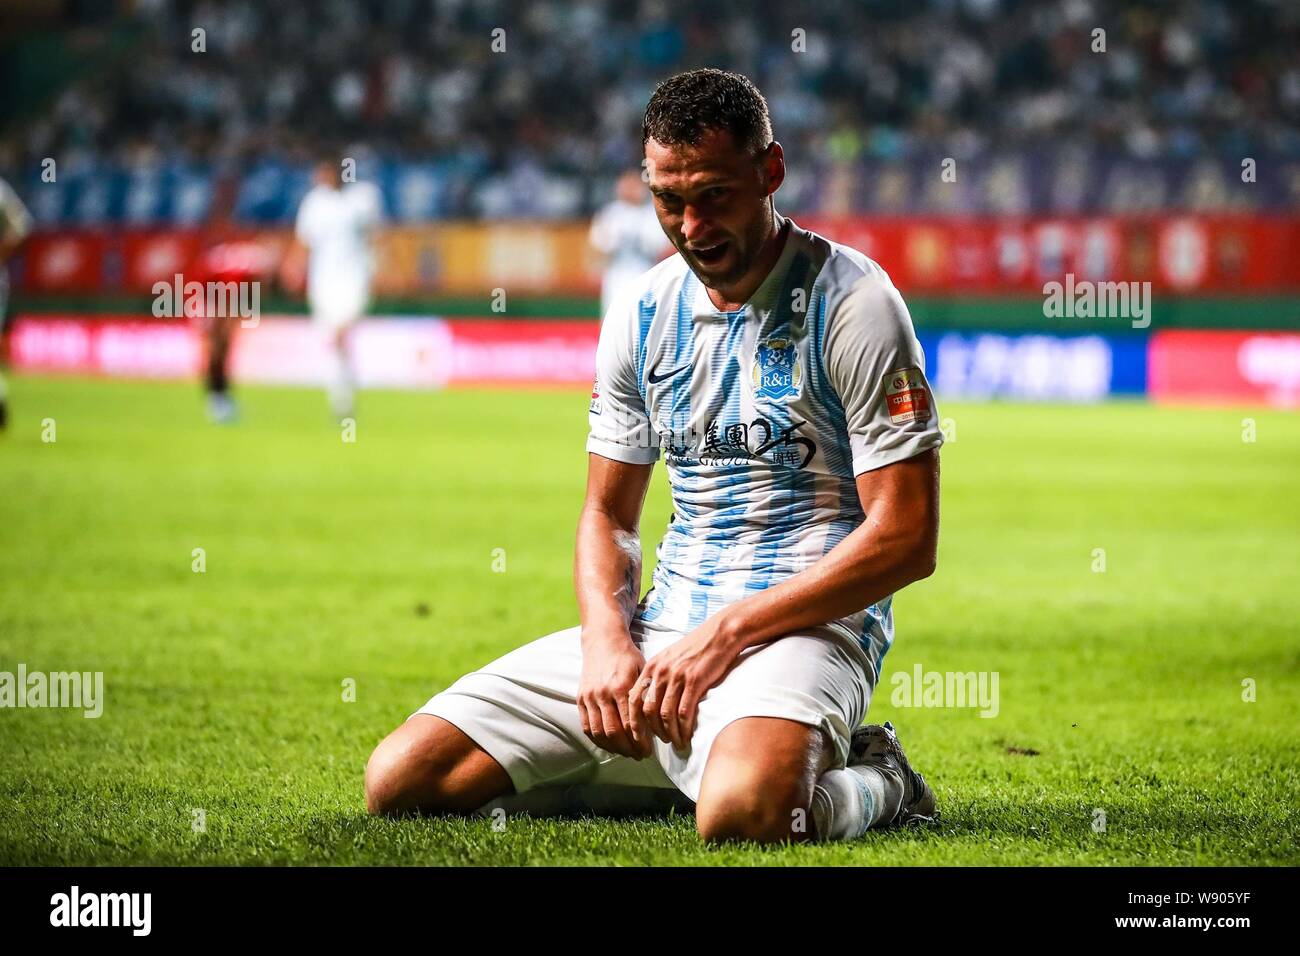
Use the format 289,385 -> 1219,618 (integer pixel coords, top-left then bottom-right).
577,635 -> 651,759
629,622 -> 739,752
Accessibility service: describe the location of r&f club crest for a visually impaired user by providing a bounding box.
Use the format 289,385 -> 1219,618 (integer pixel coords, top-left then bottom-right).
752,336 -> 803,401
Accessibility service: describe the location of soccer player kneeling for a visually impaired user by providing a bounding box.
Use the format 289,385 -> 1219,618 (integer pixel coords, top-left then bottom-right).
367,70 -> 943,844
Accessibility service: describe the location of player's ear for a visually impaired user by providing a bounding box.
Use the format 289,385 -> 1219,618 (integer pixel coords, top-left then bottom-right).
760,142 -> 785,196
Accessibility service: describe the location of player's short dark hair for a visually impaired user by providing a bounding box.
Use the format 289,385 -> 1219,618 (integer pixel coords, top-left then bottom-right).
642,69 -> 774,158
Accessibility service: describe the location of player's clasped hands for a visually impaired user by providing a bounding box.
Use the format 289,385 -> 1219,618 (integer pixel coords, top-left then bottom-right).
628,626 -> 736,752
577,635 -> 652,759
578,623 -> 741,758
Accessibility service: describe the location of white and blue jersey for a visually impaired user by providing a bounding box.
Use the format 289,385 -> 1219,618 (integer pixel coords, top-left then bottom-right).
586,218 -> 942,681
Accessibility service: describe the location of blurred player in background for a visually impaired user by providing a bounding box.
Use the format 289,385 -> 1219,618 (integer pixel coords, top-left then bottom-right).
588,170 -> 666,320
283,158 -> 382,421
191,234 -> 272,424
0,176 -> 33,431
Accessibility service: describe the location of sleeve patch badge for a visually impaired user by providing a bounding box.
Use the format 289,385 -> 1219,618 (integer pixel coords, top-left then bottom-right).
589,377 -> 602,414
884,367 -> 930,424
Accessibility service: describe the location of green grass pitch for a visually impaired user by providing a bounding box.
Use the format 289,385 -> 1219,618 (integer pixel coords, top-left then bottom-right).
1,375 -> 1297,865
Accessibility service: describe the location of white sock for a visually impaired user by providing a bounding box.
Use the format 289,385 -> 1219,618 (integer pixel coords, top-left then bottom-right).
810,765 -> 905,841
326,345 -> 354,418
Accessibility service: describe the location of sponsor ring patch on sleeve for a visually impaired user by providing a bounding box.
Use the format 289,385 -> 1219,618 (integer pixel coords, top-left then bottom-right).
589,376 -> 602,414
883,367 -> 930,424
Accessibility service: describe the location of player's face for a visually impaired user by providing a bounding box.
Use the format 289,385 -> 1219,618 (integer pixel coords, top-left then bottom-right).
645,131 -> 783,291
314,163 -> 340,188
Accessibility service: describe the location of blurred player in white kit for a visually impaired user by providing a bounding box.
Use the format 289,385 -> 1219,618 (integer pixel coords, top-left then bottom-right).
588,170 -> 667,320
284,158 -> 382,420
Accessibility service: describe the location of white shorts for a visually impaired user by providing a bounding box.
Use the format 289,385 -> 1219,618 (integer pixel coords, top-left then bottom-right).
414,614 -> 874,802
309,283 -> 369,330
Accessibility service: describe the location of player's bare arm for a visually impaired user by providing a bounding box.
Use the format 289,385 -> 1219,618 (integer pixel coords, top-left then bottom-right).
278,238 -> 309,295
630,447 -> 940,748
574,452 -> 655,758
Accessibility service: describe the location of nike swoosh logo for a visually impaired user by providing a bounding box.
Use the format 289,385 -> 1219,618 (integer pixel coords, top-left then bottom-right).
647,359 -> 694,385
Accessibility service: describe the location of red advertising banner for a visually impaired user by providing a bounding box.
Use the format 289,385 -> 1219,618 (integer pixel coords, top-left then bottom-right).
16,216 -> 1300,297
16,229 -> 288,295
119,230 -> 209,291
8,315 -> 599,387
439,320 -> 598,386
10,316 -> 199,377
1149,330 -> 1300,407
19,232 -> 109,293
14,315 -> 1300,406
796,215 -> 1300,294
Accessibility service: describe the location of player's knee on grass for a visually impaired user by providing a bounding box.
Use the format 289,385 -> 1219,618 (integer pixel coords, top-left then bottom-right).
364,744 -> 419,816
693,717 -> 828,845
364,715 -> 512,816
694,771 -> 812,844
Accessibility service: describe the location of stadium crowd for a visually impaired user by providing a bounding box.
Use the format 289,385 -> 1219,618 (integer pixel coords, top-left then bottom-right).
3,0 -> 1298,220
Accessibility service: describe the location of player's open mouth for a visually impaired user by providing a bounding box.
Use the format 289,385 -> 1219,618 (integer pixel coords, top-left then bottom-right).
689,241 -> 729,266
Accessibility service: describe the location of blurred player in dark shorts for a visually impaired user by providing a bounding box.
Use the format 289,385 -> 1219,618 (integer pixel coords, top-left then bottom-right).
188,234 -> 271,424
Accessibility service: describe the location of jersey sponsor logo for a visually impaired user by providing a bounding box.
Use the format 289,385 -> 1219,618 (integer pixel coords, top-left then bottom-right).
589,376 -> 601,414
753,336 -> 803,401
658,415 -> 818,469
884,367 -> 930,424
647,358 -> 693,384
